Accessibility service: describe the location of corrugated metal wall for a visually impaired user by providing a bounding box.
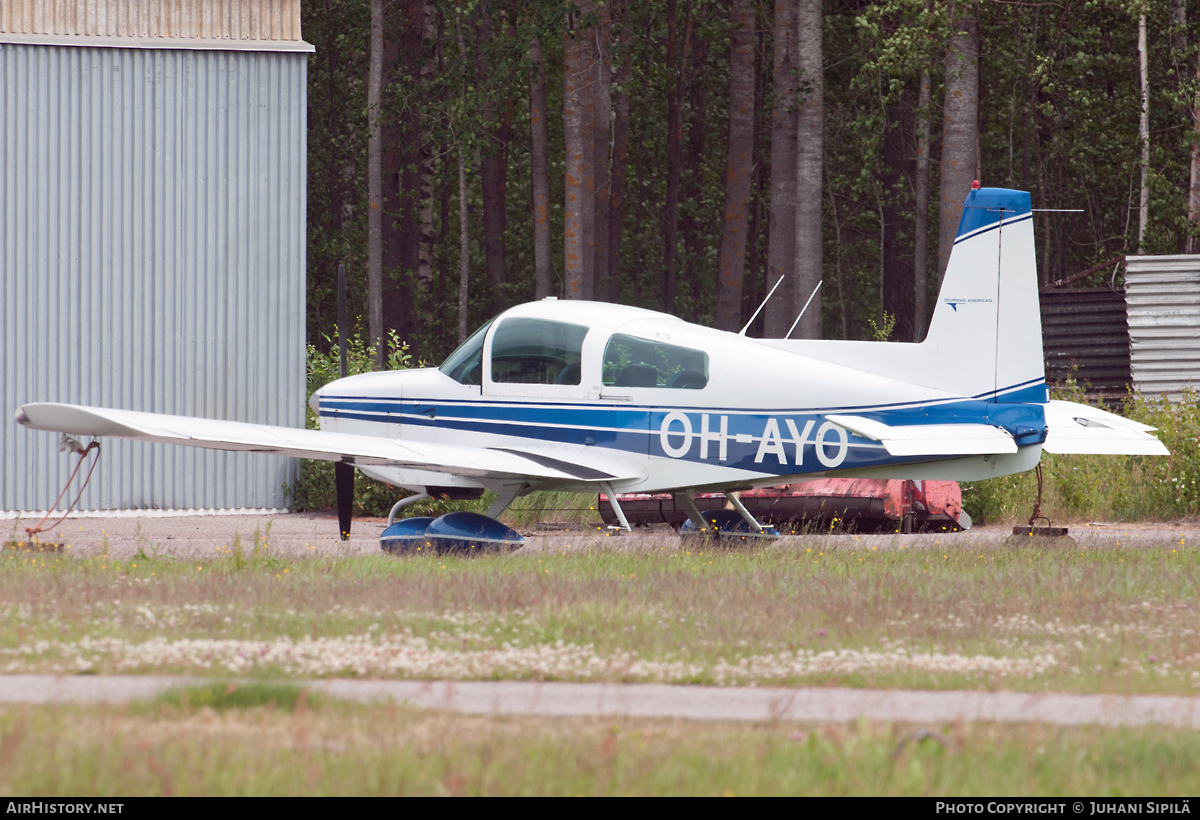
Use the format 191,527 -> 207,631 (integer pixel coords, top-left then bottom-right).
1040,288 -> 1132,399
1,43 -> 306,511
1124,255 -> 1200,400
0,0 -> 302,43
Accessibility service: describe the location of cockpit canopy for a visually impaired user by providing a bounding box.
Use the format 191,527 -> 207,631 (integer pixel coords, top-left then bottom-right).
439,302 -> 708,391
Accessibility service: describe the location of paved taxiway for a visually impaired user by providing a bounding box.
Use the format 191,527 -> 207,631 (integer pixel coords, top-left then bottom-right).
0,675 -> 1197,728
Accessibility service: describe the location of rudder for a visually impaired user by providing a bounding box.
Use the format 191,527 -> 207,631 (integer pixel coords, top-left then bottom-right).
925,186 -> 1046,403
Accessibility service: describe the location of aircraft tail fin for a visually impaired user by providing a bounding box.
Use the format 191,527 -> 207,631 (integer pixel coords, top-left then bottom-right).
924,186 -> 1046,403
753,185 -> 1047,404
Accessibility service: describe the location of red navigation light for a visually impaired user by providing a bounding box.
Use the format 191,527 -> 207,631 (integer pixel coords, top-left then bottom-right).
971,179 -> 981,190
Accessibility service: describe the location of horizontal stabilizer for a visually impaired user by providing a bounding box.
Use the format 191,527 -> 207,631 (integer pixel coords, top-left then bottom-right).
15,403 -> 643,483
1041,400 -> 1169,456
825,414 -> 1017,457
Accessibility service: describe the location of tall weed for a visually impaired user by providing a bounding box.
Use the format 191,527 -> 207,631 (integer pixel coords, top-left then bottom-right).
287,330 -> 418,515
964,383 -> 1200,524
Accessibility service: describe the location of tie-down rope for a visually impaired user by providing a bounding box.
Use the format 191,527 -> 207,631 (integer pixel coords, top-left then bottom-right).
23,436 -> 102,540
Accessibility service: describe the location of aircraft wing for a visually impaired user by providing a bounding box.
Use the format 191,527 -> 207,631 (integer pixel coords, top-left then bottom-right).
1041,400 -> 1169,456
824,414 -> 1018,456
14,403 -> 639,483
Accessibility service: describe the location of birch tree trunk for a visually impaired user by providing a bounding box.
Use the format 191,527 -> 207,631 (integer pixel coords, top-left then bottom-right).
880,99 -> 912,342
764,0 -> 797,337
580,4 -> 596,300
793,0 -> 823,340
324,0 -> 344,328
745,15 -> 770,333
593,5 -> 613,302
383,0 -> 421,351
715,0 -> 756,331
563,11 -> 587,299
477,3 -> 510,316
367,0 -> 384,366
1190,52 -> 1200,253
662,0 -> 687,315
683,34 -> 709,319
913,70 -> 932,339
458,148 -> 470,343
605,0 -> 633,303
529,36 -> 553,297
1138,12 -> 1149,253
418,1 -> 438,300
936,1 -> 978,286
1172,0 -> 1187,52
455,11 -> 471,342
1171,0 -> 1200,253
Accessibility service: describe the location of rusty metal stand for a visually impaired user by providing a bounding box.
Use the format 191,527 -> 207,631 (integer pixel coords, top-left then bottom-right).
1011,463 -> 1070,540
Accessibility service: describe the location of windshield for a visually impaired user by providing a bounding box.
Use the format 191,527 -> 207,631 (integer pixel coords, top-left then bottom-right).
439,319 -> 494,385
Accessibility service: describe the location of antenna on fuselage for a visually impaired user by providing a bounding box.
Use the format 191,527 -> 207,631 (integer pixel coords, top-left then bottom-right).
785,281 -> 823,339
738,275 -> 786,336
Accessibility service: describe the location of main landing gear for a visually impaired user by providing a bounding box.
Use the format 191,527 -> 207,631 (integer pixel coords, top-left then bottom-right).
676,490 -> 780,542
379,485 -> 525,555
381,511 -> 525,555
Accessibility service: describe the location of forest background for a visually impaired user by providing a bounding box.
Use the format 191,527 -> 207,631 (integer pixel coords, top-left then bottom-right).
303,0 -> 1200,368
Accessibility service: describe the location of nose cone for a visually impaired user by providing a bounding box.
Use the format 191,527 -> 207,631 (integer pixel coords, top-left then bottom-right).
309,375 -> 343,416
309,369 -> 412,417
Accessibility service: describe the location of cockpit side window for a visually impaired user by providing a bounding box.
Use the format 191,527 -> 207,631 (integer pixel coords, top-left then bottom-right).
439,319 -> 494,385
490,318 -> 589,385
602,334 -> 708,389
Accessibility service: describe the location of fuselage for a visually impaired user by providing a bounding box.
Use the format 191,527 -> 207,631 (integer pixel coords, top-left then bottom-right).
313,299 -> 1047,494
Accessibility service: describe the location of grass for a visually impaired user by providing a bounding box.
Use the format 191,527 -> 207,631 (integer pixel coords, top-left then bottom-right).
1,532 -> 1199,693
151,682 -> 317,713
0,701 -> 1197,795
504,491 -> 604,527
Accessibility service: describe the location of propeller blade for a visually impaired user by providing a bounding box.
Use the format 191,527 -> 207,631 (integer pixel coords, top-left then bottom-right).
335,461 -> 354,540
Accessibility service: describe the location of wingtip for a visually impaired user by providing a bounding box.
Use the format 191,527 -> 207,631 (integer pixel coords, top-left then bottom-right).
13,406 -> 29,426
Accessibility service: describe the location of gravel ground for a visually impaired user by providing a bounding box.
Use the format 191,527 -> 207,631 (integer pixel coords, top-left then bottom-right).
1,675 -> 1198,727
3,511 -> 1198,559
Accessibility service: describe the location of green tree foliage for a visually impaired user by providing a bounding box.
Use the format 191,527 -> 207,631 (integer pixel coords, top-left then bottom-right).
304,0 -> 372,347
304,0 -> 1199,355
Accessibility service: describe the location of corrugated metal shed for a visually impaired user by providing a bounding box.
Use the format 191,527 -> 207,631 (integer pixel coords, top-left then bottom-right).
1,2 -> 311,512
1040,288 -> 1132,399
1124,255 -> 1200,401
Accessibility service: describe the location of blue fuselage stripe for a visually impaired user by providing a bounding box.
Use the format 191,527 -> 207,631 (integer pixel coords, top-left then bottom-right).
318,384 -> 1048,478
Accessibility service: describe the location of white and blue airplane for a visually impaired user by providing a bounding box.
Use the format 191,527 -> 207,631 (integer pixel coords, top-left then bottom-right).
15,186 -> 1168,549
